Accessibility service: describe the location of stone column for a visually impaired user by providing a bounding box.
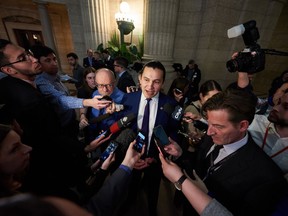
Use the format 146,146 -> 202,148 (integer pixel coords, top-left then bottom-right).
80,0 -> 110,50
142,0 -> 179,91
34,0 -> 57,51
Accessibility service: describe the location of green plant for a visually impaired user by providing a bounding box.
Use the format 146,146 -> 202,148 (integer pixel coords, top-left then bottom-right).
97,31 -> 143,64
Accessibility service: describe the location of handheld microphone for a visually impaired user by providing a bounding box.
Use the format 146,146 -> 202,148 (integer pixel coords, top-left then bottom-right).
90,129 -> 136,172
171,105 -> 184,121
89,104 -> 125,124
171,105 -> 208,132
94,112 -> 136,139
114,128 -> 137,161
163,103 -> 175,115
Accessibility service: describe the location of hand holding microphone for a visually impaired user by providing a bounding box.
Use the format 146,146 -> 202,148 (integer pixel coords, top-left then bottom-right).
85,132 -> 113,152
90,95 -> 112,110
85,113 -> 136,152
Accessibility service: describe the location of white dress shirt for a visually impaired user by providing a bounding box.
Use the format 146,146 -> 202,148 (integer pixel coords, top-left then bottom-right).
207,133 -> 248,164
137,93 -> 159,153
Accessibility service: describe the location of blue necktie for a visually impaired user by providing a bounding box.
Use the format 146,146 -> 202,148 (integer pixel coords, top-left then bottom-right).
141,98 -> 151,142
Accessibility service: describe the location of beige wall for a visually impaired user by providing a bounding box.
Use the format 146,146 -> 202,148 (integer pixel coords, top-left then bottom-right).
173,0 -> 288,95
253,1 -> 288,95
0,1 -> 73,74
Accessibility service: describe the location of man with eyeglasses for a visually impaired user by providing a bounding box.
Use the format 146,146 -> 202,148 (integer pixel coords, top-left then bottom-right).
30,45 -> 111,137
0,39 -> 90,199
83,68 -> 125,144
113,56 -> 136,93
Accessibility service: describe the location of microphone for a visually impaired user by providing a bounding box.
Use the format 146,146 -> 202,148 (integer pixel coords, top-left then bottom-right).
162,103 -> 175,115
171,105 -> 184,121
89,104 -> 125,124
94,112 -> 136,139
89,113 -> 111,124
114,128 -> 137,162
171,105 -> 208,132
90,129 -> 136,172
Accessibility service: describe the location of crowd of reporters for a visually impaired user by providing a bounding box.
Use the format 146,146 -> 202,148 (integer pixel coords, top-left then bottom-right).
0,38 -> 288,216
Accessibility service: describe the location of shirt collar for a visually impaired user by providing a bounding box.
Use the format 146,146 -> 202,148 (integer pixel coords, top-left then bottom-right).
140,92 -> 159,102
118,70 -> 126,78
222,133 -> 248,155
41,72 -> 59,81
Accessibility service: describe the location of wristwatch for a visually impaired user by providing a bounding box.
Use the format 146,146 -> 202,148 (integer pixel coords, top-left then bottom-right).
174,174 -> 187,191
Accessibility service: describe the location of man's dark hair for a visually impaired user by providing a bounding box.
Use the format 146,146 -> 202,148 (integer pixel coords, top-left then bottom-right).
114,56 -> 129,68
66,52 -> 78,60
202,89 -> 256,125
0,39 -> 12,67
188,59 -> 195,65
30,45 -> 55,61
139,60 -> 166,81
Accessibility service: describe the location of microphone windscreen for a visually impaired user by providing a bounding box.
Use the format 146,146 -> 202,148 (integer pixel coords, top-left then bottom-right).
227,24 -> 245,38
114,128 -> 136,161
171,105 -> 184,121
89,113 -> 111,124
163,103 -> 174,115
117,112 -> 136,129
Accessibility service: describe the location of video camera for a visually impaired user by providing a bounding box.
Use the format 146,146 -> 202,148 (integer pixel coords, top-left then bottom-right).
226,20 -> 265,73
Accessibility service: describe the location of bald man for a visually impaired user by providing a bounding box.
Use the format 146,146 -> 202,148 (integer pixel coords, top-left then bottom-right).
81,68 -> 125,143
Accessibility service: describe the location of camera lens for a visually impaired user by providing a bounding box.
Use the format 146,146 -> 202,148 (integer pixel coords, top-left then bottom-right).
226,59 -> 238,72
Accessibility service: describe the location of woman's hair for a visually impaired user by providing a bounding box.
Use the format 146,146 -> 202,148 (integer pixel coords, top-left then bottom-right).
82,66 -> 96,93
167,77 -> 189,98
199,80 -> 222,97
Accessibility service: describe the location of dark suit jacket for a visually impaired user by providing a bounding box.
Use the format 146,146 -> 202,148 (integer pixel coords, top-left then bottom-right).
121,90 -> 179,158
87,167 -> 131,216
83,57 -> 96,68
117,71 -> 136,93
194,134 -> 288,216
0,76 -> 87,198
104,57 -> 114,72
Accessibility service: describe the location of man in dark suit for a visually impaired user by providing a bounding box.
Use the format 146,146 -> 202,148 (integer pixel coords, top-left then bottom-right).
113,56 -> 136,93
101,49 -> 114,71
83,48 -> 95,68
0,39 -> 87,200
168,90 -> 287,216
118,61 -> 179,216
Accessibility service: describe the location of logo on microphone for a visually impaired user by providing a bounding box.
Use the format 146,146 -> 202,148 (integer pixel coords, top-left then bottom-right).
172,106 -> 183,121
121,116 -> 128,124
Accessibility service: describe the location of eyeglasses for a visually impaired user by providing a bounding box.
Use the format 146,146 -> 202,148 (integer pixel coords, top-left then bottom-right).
96,83 -> 114,89
1,50 -> 34,67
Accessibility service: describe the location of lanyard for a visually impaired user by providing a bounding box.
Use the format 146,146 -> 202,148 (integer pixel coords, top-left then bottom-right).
261,123 -> 288,158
